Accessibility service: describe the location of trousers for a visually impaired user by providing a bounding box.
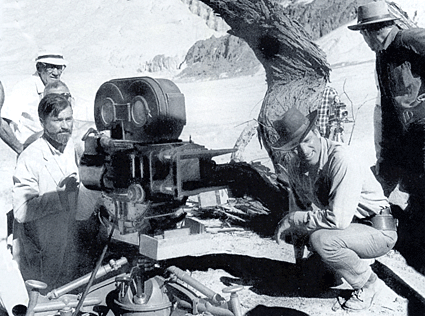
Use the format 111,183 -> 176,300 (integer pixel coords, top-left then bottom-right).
309,223 -> 397,289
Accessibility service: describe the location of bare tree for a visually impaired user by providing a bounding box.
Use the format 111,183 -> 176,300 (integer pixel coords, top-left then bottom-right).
198,0 -> 331,172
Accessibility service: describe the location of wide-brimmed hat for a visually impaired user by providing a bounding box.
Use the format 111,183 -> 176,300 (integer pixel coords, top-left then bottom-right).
348,1 -> 398,31
35,46 -> 67,66
271,107 -> 318,151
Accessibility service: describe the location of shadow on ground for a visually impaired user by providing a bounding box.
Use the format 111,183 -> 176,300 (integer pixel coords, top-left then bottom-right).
100,232 -> 425,315
373,261 -> 425,316
245,305 -> 309,316
164,253 -> 425,315
164,253 -> 341,299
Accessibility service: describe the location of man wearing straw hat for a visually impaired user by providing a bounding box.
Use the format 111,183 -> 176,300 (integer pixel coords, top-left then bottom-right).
273,107 -> 397,311
348,1 -> 425,273
0,46 -> 67,154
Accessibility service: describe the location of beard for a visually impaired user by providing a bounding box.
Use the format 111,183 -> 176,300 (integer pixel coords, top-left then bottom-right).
55,132 -> 72,144
45,129 -> 72,146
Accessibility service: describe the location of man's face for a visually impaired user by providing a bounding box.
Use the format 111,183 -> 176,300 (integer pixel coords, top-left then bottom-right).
41,106 -> 73,145
38,63 -> 65,85
293,130 -> 321,167
360,28 -> 384,52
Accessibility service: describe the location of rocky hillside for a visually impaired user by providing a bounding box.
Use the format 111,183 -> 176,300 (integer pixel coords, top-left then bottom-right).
2,0 -> 422,82
282,0 -> 367,39
0,0 -> 226,81
176,0 -> 421,80
180,0 -> 230,32
177,35 -> 262,81
176,0 -> 364,80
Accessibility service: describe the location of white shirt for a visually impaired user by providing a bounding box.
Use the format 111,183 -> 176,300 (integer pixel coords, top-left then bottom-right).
2,74 -> 44,143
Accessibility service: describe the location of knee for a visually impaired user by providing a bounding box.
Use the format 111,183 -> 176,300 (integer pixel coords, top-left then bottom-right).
309,230 -> 339,258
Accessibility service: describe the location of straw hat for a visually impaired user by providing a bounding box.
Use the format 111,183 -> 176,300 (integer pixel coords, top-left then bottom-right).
348,1 -> 398,31
271,107 -> 318,151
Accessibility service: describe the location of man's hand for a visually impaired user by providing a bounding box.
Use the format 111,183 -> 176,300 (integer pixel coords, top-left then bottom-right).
57,173 -> 79,210
275,212 -> 294,245
57,172 -> 79,192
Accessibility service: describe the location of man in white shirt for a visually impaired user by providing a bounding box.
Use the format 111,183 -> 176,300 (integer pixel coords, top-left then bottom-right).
13,93 -> 81,292
0,46 -> 67,154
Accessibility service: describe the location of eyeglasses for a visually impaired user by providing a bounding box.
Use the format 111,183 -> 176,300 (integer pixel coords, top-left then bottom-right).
41,63 -> 66,73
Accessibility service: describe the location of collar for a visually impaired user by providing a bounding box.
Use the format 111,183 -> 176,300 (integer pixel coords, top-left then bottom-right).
381,25 -> 399,51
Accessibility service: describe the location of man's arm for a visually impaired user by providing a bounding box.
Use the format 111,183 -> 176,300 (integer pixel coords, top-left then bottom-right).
13,151 -> 63,223
401,28 -> 425,56
290,147 -> 362,231
0,81 -> 23,154
0,119 -> 23,154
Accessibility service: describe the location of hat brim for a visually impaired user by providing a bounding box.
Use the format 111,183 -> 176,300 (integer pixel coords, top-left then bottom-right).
348,16 -> 398,30
36,57 -> 67,66
271,111 -> 318,152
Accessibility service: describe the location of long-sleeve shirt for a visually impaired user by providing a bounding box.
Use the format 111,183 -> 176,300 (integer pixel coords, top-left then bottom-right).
12,136 -> 79,290
290,137 -> 389,232
2,74 -> 44,143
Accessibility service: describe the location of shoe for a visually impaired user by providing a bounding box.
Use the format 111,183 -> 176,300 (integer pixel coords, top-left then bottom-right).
343,274 -> 378,311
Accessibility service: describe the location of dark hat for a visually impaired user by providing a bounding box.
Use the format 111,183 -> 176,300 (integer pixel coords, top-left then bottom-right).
271,107 -> 318,151
348,1 -> 398,31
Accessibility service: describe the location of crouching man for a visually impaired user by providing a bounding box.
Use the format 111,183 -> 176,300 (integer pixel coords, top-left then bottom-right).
273,107 -> 397,311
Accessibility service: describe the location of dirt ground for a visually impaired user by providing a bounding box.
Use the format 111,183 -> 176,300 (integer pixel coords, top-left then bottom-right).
93,211 -> 419,316
152,212 -> 419,316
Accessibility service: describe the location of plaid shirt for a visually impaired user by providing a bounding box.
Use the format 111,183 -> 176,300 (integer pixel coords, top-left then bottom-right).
317,86 -> 339,137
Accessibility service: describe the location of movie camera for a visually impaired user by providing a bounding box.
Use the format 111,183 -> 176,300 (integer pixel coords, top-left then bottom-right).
328,95 -> 351,143
23,77 -> 247,316
79,76 -> 237,236
333,95 -> 348,121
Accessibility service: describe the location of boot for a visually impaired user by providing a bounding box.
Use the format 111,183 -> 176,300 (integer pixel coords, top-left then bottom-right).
343,272 -> 378,311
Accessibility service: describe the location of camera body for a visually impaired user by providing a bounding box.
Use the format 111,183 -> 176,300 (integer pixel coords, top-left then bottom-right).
79,77 -> 234,235
333,96 -> 348,121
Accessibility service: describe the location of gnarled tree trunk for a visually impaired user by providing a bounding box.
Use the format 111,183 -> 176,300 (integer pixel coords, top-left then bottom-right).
199,0 -> 331,171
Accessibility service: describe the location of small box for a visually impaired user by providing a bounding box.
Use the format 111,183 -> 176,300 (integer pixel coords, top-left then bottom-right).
139,218 -> 210,260
198,189 -> 229,208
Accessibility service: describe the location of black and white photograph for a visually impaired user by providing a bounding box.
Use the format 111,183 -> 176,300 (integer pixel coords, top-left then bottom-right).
1,1 -> 425,315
